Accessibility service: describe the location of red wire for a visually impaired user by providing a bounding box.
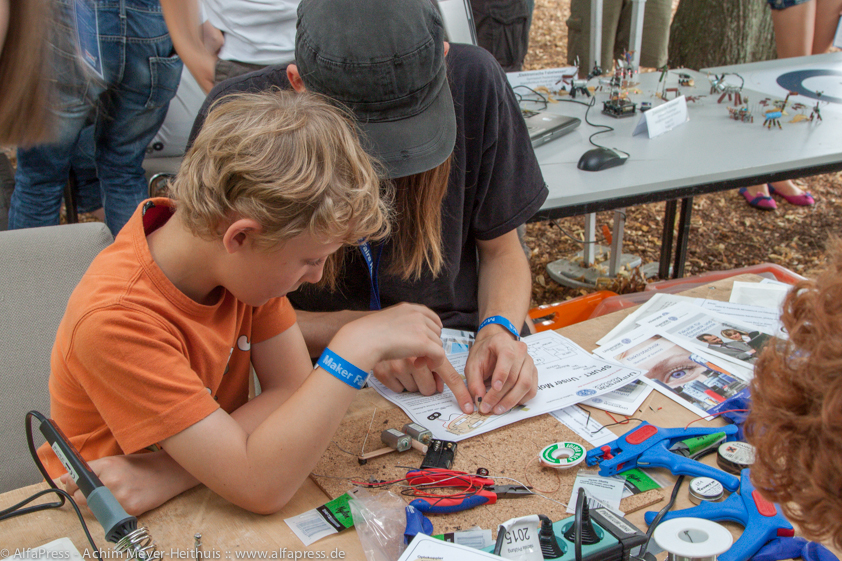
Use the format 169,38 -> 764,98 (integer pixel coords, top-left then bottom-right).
607,412 -> 631,425
684,409 -> 749,429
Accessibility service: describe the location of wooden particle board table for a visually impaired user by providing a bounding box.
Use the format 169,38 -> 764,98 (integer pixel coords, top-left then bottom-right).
1,275 -> 837,558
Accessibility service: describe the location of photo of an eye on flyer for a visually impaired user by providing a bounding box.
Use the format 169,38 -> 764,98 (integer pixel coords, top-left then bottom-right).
595,327 -> 749,418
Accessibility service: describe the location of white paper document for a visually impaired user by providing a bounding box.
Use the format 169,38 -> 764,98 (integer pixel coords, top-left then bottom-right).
729,280 -> 789,310
637,299 -> 784,339
550,405 -> 615,447
632,95 -> 688,138
398,533 -> 502,561
567,471 -> 626,515
597,292 -> 783,345
637,303 -> 774,370
369,331 -> 644,442
506,67 -> 579,92
581,379 -> 653,415
596,327 -> 750,417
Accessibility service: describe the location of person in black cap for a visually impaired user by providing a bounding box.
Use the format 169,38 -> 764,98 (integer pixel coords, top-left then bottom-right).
189,0 -> 547,416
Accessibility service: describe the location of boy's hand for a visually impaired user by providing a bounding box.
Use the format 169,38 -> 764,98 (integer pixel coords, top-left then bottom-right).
374,358 -> 440,395
60,451 -> 198,516
372,358 -> 473,414
335,303 -> 474,414
464,329 -> 537,415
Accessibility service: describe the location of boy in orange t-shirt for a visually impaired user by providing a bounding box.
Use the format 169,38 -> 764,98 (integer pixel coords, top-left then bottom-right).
49,91 -> 474,516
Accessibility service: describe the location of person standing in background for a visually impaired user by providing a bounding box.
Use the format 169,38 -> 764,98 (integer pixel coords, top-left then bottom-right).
146,0 -> 300,161
8,0 -> 182,235
737,0 -> 841,210
470,0 -> 535,71
566,0 -> 671,74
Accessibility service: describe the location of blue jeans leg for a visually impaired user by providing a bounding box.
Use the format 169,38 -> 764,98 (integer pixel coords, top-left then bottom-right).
74,124 -> 104,214
94,0 -> 181,234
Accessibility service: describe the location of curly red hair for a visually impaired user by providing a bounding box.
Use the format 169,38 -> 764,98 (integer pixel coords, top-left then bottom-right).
746,242 -> 842,548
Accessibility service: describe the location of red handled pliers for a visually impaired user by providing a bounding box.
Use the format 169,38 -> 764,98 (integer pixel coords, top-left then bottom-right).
404,468 -> 532,514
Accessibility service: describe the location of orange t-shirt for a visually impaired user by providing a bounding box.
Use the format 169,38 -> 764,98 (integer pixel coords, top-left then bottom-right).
40,199 -> 297,477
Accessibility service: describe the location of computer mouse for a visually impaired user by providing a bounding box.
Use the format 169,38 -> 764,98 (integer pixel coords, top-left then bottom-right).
577,147 -> 628,172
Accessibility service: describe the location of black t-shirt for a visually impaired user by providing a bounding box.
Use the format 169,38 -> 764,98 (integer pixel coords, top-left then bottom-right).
189,44 -> 547,330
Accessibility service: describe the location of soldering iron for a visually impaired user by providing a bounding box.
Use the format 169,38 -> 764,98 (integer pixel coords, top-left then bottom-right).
0,412 -> 158,560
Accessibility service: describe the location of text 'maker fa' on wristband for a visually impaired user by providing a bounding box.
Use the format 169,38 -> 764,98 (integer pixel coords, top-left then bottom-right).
317,348 -> 370,389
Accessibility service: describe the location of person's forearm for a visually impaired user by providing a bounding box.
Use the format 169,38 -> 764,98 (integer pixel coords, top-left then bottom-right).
160,0 -> 216,93
476,232 -> 532,341
163,326 -> 385,514
295,309 -> 372,357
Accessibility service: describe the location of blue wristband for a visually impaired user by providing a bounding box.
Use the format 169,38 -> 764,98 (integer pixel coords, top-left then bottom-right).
317,348 -> 370,390
477,315 -> 520,341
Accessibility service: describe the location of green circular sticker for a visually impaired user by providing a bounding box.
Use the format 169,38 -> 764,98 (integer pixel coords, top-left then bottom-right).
540,442 -> 585,468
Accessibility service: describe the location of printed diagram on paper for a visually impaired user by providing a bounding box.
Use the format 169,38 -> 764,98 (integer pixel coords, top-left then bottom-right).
368,330 -> 644,442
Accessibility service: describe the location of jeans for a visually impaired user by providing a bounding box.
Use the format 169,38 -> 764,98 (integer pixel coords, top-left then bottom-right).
9,0 -> 182,235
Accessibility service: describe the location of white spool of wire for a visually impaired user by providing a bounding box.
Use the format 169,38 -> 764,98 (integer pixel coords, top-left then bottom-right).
539,442 -> 586,469
653,517 -> 733,561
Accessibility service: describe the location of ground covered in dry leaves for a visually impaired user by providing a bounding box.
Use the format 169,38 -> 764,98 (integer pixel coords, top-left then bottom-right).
523,0 -> 839,307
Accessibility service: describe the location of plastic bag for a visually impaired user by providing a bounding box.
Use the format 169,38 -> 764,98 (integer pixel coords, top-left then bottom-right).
349,488 -> 408,561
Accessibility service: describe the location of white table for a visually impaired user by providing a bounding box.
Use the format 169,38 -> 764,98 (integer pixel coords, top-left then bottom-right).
529,51 -> 842,277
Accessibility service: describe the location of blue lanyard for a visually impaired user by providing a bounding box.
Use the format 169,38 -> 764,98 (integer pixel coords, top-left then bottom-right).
358,242 -> 383,311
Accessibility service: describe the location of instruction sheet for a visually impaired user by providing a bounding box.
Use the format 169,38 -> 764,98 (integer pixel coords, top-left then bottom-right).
368,331 -> 644,442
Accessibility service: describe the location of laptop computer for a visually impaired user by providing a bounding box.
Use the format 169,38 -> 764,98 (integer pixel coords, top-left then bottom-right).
521,109 -> 581,148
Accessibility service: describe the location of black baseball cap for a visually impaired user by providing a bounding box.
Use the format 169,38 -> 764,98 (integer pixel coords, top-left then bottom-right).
295,0 -> 457,178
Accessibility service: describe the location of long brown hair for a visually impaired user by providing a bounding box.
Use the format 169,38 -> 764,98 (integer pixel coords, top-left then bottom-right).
0,0 -> 52,146
746,239 -> 842,548
384,154 -> 452,280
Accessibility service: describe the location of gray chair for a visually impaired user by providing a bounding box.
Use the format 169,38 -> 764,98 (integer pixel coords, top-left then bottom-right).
0,222 -> 113,493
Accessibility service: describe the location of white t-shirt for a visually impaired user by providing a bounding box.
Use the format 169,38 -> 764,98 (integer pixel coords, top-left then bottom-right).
204,0 -> 299,65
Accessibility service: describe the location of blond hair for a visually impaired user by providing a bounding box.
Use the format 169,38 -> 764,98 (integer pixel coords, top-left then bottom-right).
169,90 -> 391,286
0,0 -> 52,146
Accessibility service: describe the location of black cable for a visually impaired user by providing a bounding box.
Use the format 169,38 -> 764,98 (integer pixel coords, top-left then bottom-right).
582,96 -> 631,158
0,487 -> 100,554
513,85 -> 549,110
574,487 -> 584,561
636,475 -> 686,558
0,412 -> 102,554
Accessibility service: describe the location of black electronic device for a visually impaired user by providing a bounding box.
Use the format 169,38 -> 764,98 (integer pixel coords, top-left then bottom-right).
420,439 -> 457,469
485,488 -> 647,560
577,147 -> 628,172
602,99 -> 637,119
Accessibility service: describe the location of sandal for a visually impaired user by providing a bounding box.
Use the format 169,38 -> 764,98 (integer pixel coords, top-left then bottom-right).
768,184 -> 815,206
739,187 -> 776,210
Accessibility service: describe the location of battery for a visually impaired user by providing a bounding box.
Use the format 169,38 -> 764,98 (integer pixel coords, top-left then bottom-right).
716,441 -> 755,475
402,423 -> 432,445
381,429 -> 411,452
688,477 -> 725,504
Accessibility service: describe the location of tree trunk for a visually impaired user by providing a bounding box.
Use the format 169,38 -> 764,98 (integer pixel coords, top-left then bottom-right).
668,0 -> 777,70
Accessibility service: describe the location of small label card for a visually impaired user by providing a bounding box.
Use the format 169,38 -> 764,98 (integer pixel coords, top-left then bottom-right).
633,95 -> 689,138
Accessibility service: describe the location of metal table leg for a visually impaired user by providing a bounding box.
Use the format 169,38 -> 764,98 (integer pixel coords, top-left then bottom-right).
659,199 -> 677,279
672,197 -> 694,278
